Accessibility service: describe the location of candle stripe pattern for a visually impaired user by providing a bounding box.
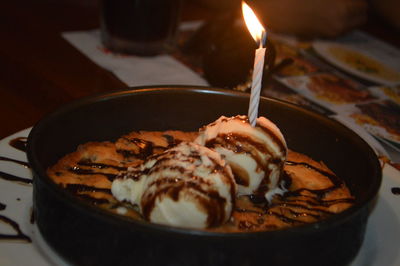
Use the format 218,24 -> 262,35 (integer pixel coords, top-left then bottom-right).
248,47 -> 266,126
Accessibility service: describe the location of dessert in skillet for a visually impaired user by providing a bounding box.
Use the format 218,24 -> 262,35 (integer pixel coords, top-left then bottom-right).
47,115 -> 354,232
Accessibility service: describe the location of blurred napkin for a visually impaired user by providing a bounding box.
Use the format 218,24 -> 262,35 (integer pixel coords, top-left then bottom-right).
62,30 -> 208,87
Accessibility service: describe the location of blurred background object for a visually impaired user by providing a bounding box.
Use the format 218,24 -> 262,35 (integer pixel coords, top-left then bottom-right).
100,0 -> 182,56
182,9 -> 275,89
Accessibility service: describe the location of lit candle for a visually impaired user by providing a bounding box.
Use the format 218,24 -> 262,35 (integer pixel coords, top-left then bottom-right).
242,1 -> 267,127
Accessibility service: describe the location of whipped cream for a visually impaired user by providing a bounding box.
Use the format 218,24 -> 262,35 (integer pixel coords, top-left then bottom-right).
112,142 -> 236,229
195,115 -> 287,200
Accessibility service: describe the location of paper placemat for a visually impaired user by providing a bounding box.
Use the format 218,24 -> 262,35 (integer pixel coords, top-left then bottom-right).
62,29 -> 208,87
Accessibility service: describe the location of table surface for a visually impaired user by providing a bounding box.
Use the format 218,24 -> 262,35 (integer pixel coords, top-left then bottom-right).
1,0 -> 399,140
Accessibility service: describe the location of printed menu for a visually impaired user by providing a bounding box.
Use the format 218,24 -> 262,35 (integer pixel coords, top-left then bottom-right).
175,25 -> 400,163
270,32 -> 400,157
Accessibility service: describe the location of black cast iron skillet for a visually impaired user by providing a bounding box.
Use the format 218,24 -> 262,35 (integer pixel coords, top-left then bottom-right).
27,86 -> 382,266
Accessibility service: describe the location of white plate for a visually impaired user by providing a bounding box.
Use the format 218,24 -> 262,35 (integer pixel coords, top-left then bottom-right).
313,41 -> 400,86
0,129 -> 399,265
0,128 -> 69,266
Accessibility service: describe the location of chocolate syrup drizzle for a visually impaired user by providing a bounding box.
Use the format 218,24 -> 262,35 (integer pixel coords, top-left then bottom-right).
62,161 -> 123,205
0,137 -> 32,243
68,166 -> 118,182
0,214 -> 31,242
203,116 -> 285,195
117,134 -> 186,161
77,160 -> 126,171
55,182 -> 113,206
0,143 -> 32,184
9,137 -> 27,152
0,156 -> 30,168
392,187 -> 400,195
59,158 -> 126,205
0,171 -> 32,185
238,160 -> 355,228
136,145 -> 236,227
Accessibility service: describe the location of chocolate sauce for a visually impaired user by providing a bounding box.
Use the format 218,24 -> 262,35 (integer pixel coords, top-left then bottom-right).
270,201 -> 336,216
206,133 -> 270,159
0,138 -> 32,243
163,134 -> 179,147
64,184 -> 112,205
248,194 -> 267,204
203,117 -> 286,197
137,145 -> 236,227
292,195 -> 352,206
257,121 -> 286,154
0,156 -> 30,168
118,137 -> 166,160
65,183 -> 111,194
285,160 -> 342,187
141,176 -> 228,227
9,137 -> 27,152
1,138 -> 32,184
0,171 -> 32,185
241,160 -> 355,227
208,115 -> 286,153
125,168 -> 147,181
78,160 -> 126,171
68,166 -> 118,182
205,132 -> 273,187
391,187 -> 400,195
75,194 -> 111,205
0,214 -> 31,242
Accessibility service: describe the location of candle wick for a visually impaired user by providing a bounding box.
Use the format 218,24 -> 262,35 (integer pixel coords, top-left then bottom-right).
260,31 -> 267,48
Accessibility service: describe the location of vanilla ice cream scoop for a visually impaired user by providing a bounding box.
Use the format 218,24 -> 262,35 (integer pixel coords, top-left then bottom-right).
195,115 -> 287,200
112,142 -> 236,229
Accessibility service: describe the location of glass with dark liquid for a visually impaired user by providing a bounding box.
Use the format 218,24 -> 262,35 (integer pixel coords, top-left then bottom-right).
100,0 -> 182,56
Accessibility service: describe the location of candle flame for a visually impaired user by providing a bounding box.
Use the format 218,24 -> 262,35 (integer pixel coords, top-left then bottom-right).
242,1 -> 265,44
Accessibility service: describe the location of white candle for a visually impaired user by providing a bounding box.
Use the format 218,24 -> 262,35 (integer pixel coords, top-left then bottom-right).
242,1 -> 267,127
248,45 -> 265,126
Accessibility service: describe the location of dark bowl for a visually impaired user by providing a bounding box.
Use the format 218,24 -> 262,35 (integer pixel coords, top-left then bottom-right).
27,86 -> 381,266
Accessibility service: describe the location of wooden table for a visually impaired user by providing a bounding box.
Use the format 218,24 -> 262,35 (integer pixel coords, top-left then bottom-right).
0,0 -> 399,139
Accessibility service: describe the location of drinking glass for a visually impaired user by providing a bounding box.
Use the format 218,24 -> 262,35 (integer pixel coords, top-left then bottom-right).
100,0 -> 182,56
